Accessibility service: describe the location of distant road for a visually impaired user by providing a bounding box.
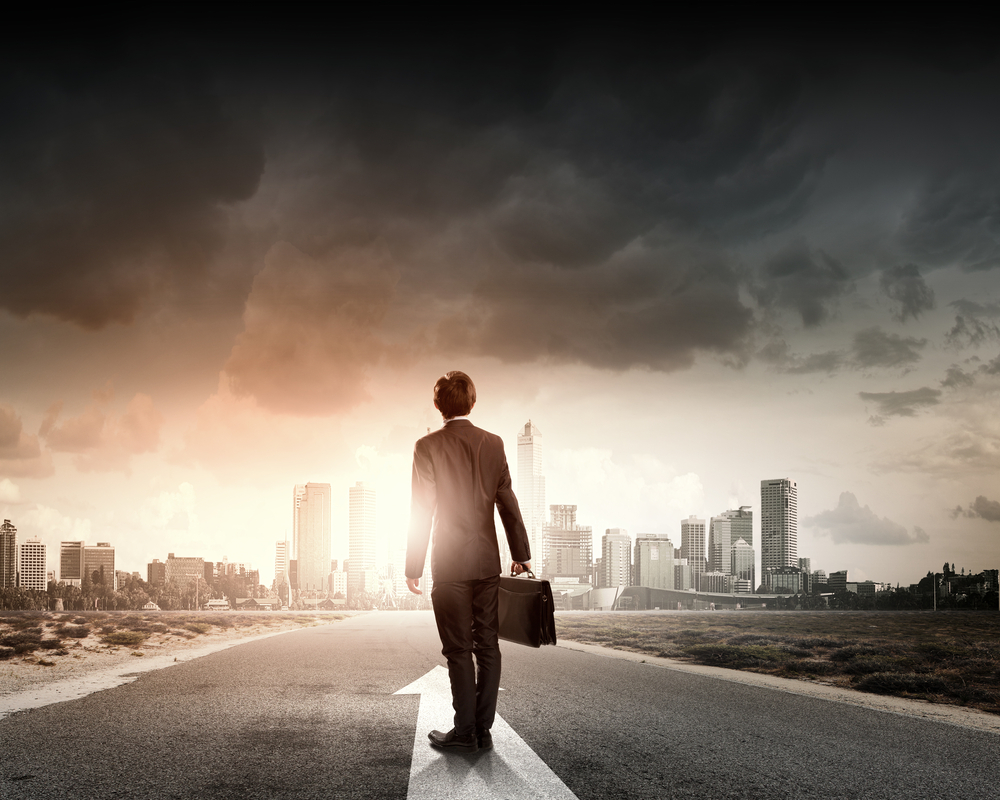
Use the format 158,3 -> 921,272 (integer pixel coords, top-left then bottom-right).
2,612 -> 999,799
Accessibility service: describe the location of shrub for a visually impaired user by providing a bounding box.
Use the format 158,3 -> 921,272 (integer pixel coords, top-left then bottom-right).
829,645 -> 893,662
0,632 -> 43,649
0,647 -> 14,660
842,656 -> 906,676
13,642 -> 39,654
62,626 -> 90,639
854,672 -> 947,695
72,617 -> 88,625
796,637 -> 846,649
101,631 -> 148,647
183,623 -> 212,635
149,623 -> 169,634
39,638 -> 64,650
783,659 -> 838,676
684,644 -> 795,669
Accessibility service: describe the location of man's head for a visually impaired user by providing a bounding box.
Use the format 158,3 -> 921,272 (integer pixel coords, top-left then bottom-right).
434,371 -> 476,419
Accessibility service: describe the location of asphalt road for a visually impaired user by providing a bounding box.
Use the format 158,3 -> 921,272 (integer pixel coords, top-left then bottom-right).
2,611 -> 999,799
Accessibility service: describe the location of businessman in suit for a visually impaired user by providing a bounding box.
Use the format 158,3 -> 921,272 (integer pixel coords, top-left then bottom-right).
405,371 -> 531,754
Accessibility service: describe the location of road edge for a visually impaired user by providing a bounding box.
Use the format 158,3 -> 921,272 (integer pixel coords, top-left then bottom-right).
556,639 -> 1000,735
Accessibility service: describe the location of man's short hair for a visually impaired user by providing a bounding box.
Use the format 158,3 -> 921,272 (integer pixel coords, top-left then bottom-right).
434,371 -> 476,418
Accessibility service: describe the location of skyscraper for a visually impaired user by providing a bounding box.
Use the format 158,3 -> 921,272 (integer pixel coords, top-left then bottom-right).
274,539 -> 290,593
295,483 -> 331,593
541,505 -> 592,583
292,484 -> 306,560
721,506 -> 753,548
731,538 -> 755,591
680,516 -> 707,578
633,533 -> 675,589
84,542 -> 116,591
61,540 -> 85,584
600,528 -> 631,588
0,520 -> 16,589
348,481 -> 376,603
707,516 -> 732,573
18,539 -> 47,591
517,421 -> 545,568
760,479 -> 798,571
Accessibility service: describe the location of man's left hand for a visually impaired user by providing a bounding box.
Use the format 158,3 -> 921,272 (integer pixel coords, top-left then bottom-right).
406,577 -> 422,595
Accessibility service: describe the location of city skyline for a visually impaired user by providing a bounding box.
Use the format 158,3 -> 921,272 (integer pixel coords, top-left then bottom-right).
1,24 -> 999,588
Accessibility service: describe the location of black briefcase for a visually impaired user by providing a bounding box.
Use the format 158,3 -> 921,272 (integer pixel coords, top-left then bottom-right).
498,570 -> 557,647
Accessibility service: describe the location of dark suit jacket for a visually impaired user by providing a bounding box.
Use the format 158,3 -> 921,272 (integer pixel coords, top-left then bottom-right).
405,419 -> 530,584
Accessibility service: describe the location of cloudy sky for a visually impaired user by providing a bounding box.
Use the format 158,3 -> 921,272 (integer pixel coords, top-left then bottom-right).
2,16 -> 998,586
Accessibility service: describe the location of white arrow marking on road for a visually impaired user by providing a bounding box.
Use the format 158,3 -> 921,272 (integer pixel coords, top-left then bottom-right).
395,666 -> 579,800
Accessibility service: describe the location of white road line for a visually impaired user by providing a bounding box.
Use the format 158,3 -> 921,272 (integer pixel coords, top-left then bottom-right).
395,666 -> 579,800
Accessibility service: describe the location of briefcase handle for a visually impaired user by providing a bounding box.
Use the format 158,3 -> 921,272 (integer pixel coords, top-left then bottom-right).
509,567 -> 537,579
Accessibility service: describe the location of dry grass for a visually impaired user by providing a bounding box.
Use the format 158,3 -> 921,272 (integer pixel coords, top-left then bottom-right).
556,610 -> 1000,715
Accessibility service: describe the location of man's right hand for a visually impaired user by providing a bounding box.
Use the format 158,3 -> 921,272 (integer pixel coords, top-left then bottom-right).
406,577 -> 422,595
511,561 -> 531,575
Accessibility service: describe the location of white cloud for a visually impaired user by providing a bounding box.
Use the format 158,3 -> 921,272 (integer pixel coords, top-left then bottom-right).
141,482 -> 198,532
805,492 -> 929,546
0,478 -> 21,504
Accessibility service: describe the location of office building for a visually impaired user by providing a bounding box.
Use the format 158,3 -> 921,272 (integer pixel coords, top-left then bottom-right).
541,505 -> 592,583
731,538 -> 755,591
721,506 -> 753,548
761,479 -> 797,571
600,528 -> 631,588
348,481 -> 376,602
18,539 -> 47,591
764,566 -> 803,594
60,540 -> 85,584
275,539 -> 290,592
633,533 -> 675,590
698,571 -> 731,593
681,516 -> 707,577
0,520 -> 15,589
84,542 -> 116,591
707,516 -> 732,574
296,483 -> 332,593
147,559 -> 166,586
165,553 -> 205,591
517,421 -> 546,568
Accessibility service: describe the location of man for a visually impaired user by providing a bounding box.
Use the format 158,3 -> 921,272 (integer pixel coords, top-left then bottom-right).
405,371 -> 531,754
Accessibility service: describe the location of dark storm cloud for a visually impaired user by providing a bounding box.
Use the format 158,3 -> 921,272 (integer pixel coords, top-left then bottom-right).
859,387 -> 941,425
851,327 -> 927,370
879,265 -> 935,322
898,175 -> 1000,272
752,241 -> 853,327
806,492 -> 929,545
940,366 -> 976,389
945,300 -> 1000,348
757,339 -> 845,374
5,23 -> 1000,410
0,51 -> 264,328
951,496 -> 1000,523
0,405 -> 54,479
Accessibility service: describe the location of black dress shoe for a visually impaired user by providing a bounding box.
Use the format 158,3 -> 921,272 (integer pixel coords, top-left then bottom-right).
428,729 -> 478,753
477,730 -> 493,751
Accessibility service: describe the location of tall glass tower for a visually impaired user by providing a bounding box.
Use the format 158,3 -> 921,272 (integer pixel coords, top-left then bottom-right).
517,421 -> 545,568
760,479 -> 798,571
348,481 -> 376,604
295,483 -> 331,593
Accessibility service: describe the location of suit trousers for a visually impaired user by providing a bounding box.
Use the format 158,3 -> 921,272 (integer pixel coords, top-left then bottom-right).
430,574 -> 502,737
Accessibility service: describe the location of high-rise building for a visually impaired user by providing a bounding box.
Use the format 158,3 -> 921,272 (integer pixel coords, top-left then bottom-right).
633,533 -> 675,589
541,505 -> 592,583
600,528 -> 631,588
147,559 -> 166,586
292,484 -> 306,560
721,506 -> 753,548
84,542 -> 116,591
731,538 -> 755,591
295,483 -> 332,593
275,539 -> 290,591
0,520 -> 16,589
18,539 -> 47,591
707,516 -> 732,574
517,421 -> 546,568
60,541 -> 85,584
348,481 -> 376,603
165,553 -> 205,591
681,516 -> 707,577
760,479 -> 798,571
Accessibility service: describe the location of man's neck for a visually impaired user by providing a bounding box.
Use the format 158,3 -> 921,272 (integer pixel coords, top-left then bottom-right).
443,415 -> 470,424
